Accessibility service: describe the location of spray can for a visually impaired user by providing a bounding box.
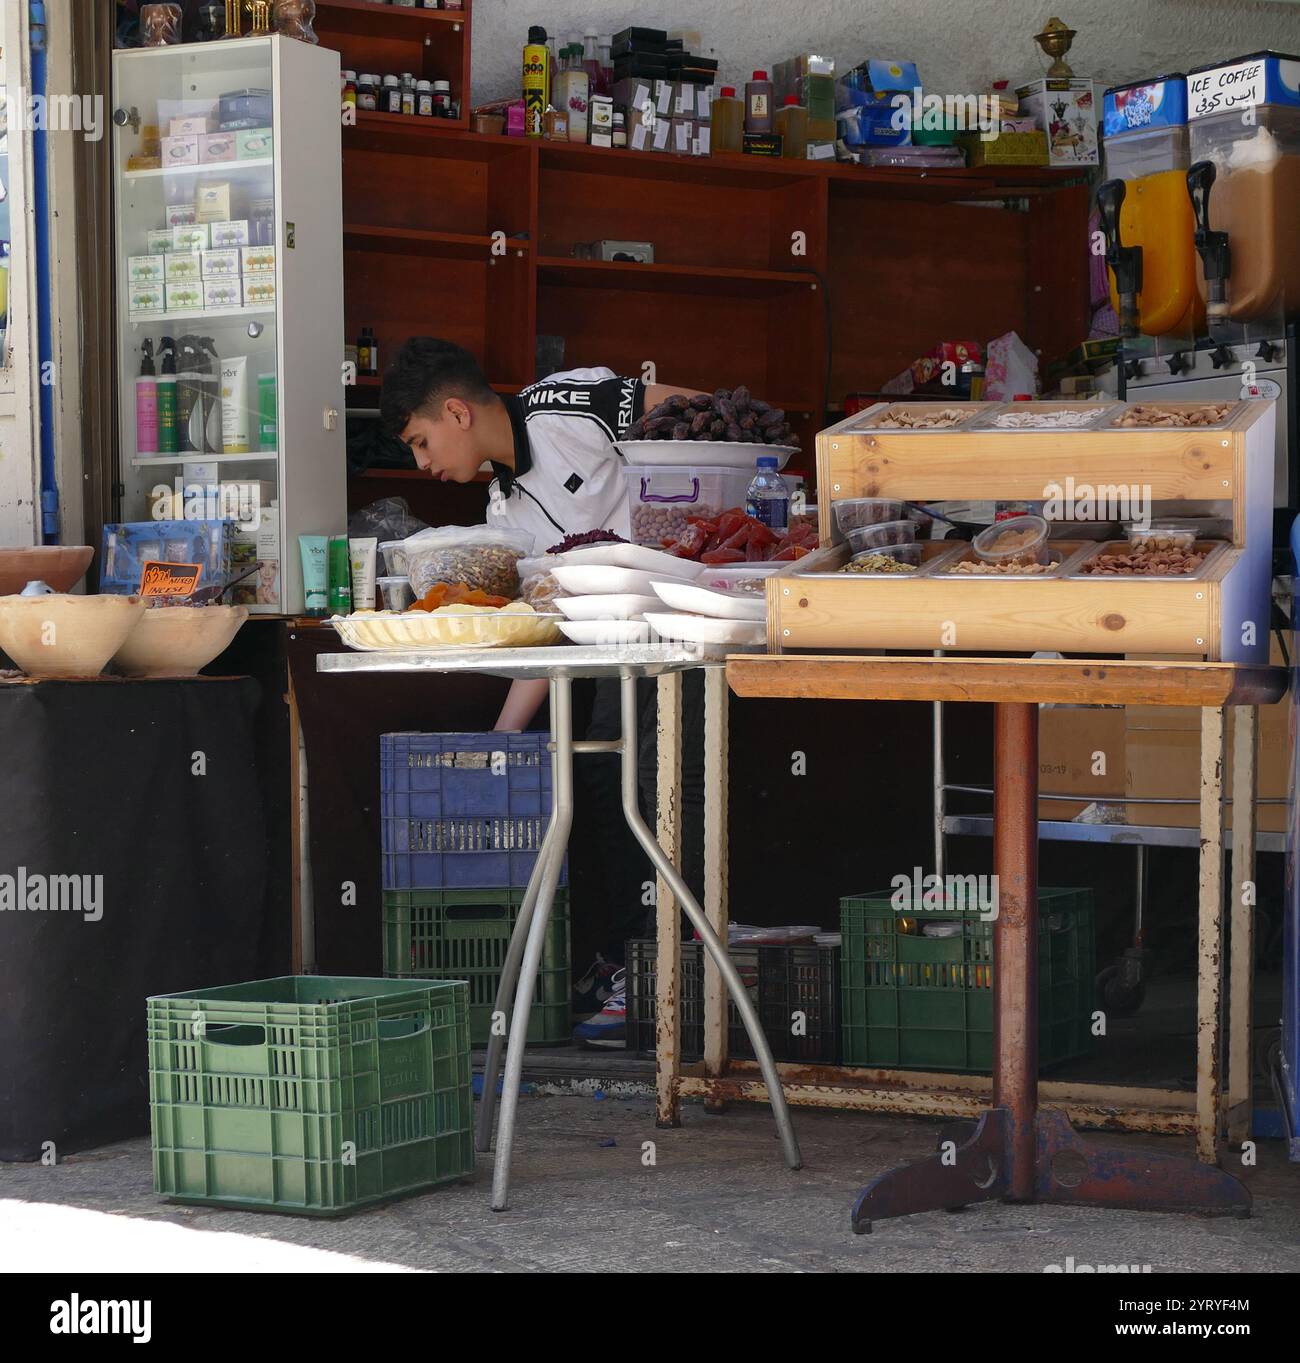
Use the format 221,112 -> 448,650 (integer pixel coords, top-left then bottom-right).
523,26 -> 550,138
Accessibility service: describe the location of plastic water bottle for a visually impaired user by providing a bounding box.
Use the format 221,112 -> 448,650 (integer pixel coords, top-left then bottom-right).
745,456 -> 789,533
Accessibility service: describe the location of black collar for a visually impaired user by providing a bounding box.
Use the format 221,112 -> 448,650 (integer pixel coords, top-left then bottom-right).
491,394 -> 533,493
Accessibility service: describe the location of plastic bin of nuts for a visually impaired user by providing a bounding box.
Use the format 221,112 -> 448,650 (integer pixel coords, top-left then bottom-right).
404,526 -> 534,600
624,465 -> 773,547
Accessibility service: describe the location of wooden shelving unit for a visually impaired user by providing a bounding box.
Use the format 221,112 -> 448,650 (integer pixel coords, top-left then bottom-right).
315,4 -> 1092,526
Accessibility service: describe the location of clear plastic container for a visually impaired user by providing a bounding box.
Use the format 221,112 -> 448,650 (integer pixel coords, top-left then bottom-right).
842,544 -> 923,573
847,519 -> 917,553
973,514 -> 1050,565
379,540 -> 409,575
833,497 -> 906,534
1102,77 -> 1202,341
377,576 -> 413,611
1189,81 -> 1300,327
1125,521 -> 1198,552
624,464 -> 764,546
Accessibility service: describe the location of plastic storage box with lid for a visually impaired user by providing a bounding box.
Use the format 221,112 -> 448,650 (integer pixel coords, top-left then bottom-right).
1100,74 -> 1202,344
623,464 -> 793,546
148,976 -> 473,1215
380,732 -> 567,890
1187,51 -> 1300,335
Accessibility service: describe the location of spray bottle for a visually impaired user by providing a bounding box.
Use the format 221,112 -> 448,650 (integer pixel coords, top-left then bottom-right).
135,339 -> 158,459
523,26 -> 550,138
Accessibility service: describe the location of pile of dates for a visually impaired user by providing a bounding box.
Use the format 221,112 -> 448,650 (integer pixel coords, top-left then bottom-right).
625,387 -> 799,446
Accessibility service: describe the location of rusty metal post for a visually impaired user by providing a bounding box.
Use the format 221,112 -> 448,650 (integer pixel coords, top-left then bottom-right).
993,702 -> 1038,1202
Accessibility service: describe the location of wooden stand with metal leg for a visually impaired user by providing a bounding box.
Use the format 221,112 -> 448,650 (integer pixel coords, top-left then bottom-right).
722,655 -> 1286,1229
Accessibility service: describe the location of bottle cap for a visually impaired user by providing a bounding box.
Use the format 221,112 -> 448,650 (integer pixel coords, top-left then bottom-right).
757,456 -> 778,469
784,95 -> 800,106
528,26 -> 547,44
433,80 -> 450,91
383,75 -> 399,86
720,86 -> 736,97
752,70 -> 768,81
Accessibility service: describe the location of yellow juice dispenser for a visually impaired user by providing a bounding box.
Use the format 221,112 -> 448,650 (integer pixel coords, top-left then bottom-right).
1187,51 -> 1300,342
1099,75 -> 1201,353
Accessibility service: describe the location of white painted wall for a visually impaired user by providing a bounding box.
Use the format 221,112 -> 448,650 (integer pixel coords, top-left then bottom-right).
471,0 -> 1300,105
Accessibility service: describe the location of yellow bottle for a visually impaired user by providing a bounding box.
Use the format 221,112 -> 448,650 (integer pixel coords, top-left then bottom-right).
523,26 -> 551,139
775,96 -> 808,159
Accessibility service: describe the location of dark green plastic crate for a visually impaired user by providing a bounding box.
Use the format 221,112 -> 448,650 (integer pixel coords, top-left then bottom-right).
383,888 -> 570,1046
148,976 -> 473,1216
840,887 -> 1094,1073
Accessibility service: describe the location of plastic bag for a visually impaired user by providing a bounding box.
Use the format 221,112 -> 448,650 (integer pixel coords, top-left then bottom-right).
984,330 -> 1039,401
404,524 -> 535,600
520,571 -> 564,609
347,498 -> 429,545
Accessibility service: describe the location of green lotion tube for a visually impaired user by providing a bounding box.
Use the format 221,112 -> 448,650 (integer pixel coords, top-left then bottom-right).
299,535 -> 329,617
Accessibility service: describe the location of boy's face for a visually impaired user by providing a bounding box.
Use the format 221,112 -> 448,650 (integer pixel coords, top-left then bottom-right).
402,398 -> 483,484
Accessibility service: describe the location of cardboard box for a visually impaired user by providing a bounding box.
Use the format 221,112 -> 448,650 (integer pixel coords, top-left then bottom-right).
169,114 -> 214,138
163,251 -> 203,285
202,248 -> 242,279
202,277 -> 243,310
160,134 -> 200,167
239,245 -> 275,275
128,254 -> 166,286
210,219 -> 250,248
146,228 -> 174,255
200,132 -> 237,164
172,223 -> 210,253
1125,640 -> 1292,831
196,182 -> 236,222
127,282 -> 166,315
1015,77 -> 1098,166
1038,705 -> 1127,820
165,204 -> 197,229
241,273 -> 276,306
670,116 -> 695,155
235,127 -> 273,159
164,282 -> 204,313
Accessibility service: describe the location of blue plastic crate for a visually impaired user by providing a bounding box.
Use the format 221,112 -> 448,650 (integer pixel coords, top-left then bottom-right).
380,733 -> 567,890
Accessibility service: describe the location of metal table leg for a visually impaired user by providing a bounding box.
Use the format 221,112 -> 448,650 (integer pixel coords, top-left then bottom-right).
851,701 -> 1250,1233
475,680 -> 567,1152
655,673 -> 683,1129
619,671 -> 803,1171
1228,705 -> 1259,1147
489,675 -> 575,1211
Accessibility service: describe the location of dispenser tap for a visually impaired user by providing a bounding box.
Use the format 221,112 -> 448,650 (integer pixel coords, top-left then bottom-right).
1187,161 -> 1232,325
1209,345 -> 1234,370
1097,179 -> 1143,339
1167,351 -> 1190,375
1256,340 -> 1280,363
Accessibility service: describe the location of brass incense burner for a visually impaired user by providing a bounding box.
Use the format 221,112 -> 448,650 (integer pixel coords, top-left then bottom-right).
1034,17 -> 1078,78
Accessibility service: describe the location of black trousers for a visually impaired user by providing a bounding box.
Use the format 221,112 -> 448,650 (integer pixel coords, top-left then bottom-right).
577,672 -> 706,963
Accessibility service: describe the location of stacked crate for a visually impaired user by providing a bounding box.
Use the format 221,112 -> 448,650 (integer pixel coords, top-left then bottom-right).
381,733 -> 570,1045
625,939 -> 840,1063
839,887 -> 1095,1072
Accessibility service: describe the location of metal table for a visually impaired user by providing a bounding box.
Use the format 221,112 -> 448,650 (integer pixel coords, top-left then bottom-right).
318,644 -> 802,1209
727,654 -> 1288,1231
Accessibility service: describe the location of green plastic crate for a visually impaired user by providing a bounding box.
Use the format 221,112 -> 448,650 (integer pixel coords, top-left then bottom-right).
148,976 -> 474,1216
383,888 -> 570,1046
840,887 -> 1095,1073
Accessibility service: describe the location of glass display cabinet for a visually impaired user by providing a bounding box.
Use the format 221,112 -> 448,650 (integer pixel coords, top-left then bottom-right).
112,34 -> 345,614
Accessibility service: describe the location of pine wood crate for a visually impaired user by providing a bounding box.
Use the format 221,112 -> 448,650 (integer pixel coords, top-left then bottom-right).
770,399 -> 1277,662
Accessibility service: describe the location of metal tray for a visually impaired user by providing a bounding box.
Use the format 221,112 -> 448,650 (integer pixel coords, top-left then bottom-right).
1063,539 -> 1232,582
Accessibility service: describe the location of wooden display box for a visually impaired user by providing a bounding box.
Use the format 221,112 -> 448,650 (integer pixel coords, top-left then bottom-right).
770,399 -> 1277,662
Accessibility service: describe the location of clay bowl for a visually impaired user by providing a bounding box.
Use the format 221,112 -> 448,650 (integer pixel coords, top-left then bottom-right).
0,545 -> 93,595
0,594 -> 146,678
112,604 -> 248,677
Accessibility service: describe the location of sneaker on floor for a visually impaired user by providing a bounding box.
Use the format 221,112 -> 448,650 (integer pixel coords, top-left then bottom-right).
572,954 -> 623,1012
573,970 -> 626,1049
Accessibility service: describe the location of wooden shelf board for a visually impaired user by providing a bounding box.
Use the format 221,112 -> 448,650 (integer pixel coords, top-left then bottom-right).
345,113 -> 510,158
537,256 -> 819,299
343,224 -> 530,260
316,0 -> 468,37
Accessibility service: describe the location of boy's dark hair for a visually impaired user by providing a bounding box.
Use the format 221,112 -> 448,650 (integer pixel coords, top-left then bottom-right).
380,338 -> 496,435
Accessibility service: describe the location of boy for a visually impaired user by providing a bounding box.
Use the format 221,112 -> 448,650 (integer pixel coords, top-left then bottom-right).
381,338 -> 709,1045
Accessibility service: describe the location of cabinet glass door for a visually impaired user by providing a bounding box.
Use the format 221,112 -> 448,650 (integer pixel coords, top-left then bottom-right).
114,38 -> 280,608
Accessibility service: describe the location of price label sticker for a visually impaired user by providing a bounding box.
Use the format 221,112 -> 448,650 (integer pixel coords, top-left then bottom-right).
140,561 -> 203,598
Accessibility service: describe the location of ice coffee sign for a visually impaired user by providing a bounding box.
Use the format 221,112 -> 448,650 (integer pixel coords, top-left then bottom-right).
1189,55 -> 1300,119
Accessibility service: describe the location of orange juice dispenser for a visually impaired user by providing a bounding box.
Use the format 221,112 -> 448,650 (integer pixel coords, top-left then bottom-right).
1187,51 -> 1300,343
1099,75 -> 1201,353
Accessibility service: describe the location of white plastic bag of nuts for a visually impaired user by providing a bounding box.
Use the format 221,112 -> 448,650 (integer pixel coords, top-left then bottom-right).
403,525 -> 535,600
